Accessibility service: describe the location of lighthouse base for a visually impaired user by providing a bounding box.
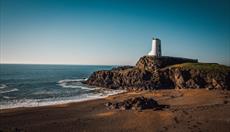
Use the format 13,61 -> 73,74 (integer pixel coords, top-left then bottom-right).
148,51 -> 155,56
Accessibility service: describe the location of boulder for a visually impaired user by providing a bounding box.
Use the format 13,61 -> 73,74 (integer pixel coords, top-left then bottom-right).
105,96 -> 162,110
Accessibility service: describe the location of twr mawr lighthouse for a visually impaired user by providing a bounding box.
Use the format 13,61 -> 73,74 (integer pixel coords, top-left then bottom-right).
148,38 -> 162,56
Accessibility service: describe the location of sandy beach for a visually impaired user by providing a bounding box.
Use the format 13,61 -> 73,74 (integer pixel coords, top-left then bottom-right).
0,89 -> 230,132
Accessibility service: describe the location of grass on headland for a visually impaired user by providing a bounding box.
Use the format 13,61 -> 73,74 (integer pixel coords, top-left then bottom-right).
170,63 -> 230,73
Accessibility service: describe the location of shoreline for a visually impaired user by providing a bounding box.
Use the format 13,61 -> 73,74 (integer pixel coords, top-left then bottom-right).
0,90 -> 127,112
1,89 -> 230,132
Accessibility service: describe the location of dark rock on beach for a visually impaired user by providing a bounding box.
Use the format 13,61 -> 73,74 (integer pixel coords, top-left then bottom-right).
85,56 -> 230,90
105,96 -> 166,111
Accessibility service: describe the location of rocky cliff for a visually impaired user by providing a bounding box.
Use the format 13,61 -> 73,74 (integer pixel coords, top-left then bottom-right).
85,56 -> 230,90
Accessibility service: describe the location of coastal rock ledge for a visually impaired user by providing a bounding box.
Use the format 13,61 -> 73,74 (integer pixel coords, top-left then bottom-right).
85,56 -> 230,90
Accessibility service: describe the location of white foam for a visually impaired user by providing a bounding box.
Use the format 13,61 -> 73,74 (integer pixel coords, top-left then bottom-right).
0,84 -> 7,89
0,88 -> 19,94
58,78 -> 87,84
59,84 -> 97,90
3,96 -> 14,99
32,91 -> 58,95
0,89 -> 125,110
57,78 -> 93,90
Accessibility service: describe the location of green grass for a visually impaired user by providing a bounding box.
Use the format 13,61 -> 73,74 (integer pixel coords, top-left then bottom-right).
170,63 -> 230,73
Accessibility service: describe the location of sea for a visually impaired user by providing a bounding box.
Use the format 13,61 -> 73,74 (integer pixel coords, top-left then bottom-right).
0,64 -> 124,109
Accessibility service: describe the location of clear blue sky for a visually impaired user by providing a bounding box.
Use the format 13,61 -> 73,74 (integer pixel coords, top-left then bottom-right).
1,0 -> 230,65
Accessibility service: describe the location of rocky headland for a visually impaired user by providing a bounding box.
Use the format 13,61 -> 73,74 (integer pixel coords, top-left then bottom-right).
1,56 -> 230,132
85,56 -> 230,90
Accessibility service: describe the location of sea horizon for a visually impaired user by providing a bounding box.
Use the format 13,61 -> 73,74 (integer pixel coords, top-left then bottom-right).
0,63 -> 123,67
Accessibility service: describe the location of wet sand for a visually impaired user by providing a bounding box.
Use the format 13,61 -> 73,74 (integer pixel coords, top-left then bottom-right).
1,89 -> 230,132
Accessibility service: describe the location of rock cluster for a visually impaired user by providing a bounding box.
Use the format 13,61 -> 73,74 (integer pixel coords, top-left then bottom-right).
85,56 -> 230,90
167,66 -> 230,90
85,67 -> 155,89
105,96 -> 167,110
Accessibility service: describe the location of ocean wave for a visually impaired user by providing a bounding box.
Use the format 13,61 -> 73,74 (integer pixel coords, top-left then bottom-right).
57,78 -> 92,90
0,84 -> 7,89
0,88 -> 19,94
0,89 -> 125,109
3,96 -> 15,99
58,83 -> 94,90
32,91 -> 58,95
58,78 -> 88,84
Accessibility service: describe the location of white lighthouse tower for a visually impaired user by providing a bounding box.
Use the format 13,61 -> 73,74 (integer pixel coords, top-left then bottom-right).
148,38 -> 162,56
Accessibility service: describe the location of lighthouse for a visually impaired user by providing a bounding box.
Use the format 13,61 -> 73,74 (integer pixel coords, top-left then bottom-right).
148,38 -> 162,56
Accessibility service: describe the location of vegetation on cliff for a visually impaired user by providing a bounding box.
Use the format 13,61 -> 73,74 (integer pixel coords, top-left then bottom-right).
170,63 -> 230,73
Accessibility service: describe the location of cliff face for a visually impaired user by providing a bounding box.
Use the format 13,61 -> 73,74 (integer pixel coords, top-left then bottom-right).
85,56 -> 230,90
161,63 -> 230,90
85,67 -> 158,90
